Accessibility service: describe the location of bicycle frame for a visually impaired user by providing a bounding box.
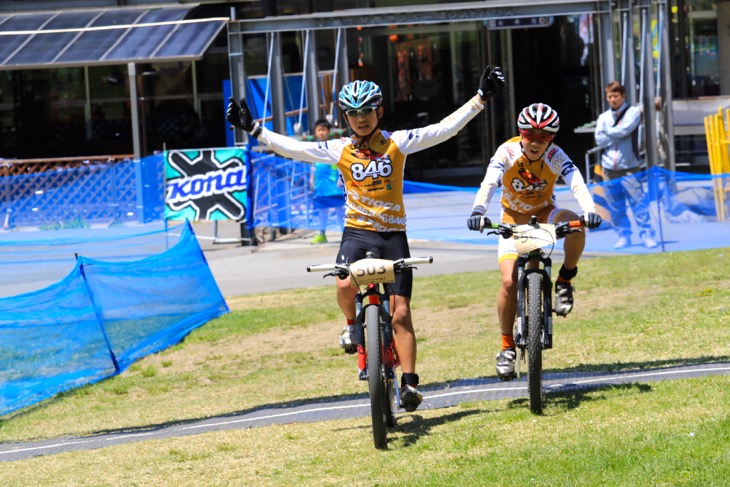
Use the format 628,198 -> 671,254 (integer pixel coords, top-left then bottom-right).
354,283 -> 398,385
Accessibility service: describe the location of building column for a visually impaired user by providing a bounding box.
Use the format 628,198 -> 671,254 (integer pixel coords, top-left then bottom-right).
718,1 -> 730,94
304,30 -> 321,130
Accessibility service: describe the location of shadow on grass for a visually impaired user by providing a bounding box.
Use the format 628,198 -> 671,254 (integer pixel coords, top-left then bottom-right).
544,382 -> 653,412
501,382 -> 653,415
393,408 -> 488,448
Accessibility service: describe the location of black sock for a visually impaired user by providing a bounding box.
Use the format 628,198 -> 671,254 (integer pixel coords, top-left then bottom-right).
558,265 -> 578,281
401,372 -> 419,388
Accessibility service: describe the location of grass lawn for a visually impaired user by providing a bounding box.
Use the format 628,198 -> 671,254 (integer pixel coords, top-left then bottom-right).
0,247 -> 728,486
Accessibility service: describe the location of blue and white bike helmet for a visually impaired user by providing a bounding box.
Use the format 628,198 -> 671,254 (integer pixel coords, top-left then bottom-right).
338,80 -> 383,112
517,103 -> 560,133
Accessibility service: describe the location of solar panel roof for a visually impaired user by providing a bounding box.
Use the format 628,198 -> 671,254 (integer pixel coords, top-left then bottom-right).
0,6 -> 227,70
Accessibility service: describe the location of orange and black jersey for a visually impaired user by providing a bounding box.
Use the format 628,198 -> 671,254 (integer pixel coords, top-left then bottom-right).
471,136 -> 596,220
258,95 -> 486,232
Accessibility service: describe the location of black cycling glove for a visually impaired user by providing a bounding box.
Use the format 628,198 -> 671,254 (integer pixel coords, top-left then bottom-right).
467,206 -> 491,231
477,66 -> 506,101
226,97 -> 258,135
585,212 -> 602,229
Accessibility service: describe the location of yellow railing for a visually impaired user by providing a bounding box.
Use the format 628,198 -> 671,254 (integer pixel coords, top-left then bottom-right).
704,107 -> 730,222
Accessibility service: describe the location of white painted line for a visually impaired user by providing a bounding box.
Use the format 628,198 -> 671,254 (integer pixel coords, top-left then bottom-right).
176,402 -> 370,431
557,366 -> 730,386
0,432 -> 157,455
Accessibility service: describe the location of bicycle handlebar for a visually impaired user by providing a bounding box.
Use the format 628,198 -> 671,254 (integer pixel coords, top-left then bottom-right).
307,256 -> 433,278
486,216 -> 586,240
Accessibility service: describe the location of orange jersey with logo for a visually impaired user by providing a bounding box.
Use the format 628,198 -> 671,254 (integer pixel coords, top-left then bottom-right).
259,95 -> 485,231
471,136 -> 596,219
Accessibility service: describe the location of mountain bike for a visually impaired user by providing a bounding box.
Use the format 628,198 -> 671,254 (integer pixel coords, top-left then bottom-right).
307,252 -> 432,449
487,216 -> 586,414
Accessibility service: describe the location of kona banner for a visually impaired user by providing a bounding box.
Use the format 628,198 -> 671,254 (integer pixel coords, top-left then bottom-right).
164,148 -> 249,221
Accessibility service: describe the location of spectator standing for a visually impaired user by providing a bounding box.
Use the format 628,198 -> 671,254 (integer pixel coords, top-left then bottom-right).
309,119 -> 345,244
594,81 -> 658,249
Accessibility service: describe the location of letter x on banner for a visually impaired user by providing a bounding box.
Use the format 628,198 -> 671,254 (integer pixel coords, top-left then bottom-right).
164,148 -> 249,221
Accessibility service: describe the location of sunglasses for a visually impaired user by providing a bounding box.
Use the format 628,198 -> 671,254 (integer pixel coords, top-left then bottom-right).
520,130 -> 554,143
345,107 -> 377,118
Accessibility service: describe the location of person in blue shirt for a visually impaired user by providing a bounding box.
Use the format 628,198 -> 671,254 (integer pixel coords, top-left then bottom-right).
309,119 -> 345,244
594,81 -> 658,249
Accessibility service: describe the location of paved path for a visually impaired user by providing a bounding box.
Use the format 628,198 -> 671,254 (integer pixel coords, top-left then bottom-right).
0,362 -> 727,461
198,228 -> 506,298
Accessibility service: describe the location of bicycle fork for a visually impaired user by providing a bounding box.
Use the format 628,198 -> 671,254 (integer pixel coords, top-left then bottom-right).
514,256 -> 554,351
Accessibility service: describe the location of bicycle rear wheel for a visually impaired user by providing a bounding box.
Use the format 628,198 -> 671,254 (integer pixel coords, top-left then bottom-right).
366,305 -> 388,449
526,272 -> 544,414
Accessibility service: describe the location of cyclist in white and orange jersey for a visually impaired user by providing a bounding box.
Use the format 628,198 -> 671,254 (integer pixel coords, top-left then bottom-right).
227,66 -> 505,411
466,103 -> 602,381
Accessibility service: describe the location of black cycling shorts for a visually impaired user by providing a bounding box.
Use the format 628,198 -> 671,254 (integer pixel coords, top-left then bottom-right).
336,227 -> 413,298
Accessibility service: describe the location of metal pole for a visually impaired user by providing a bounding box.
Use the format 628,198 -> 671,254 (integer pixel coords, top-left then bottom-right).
622,0 -> 637,105
127,62 -> 141,160
270,32 -> 287,134
304,30 -> 321,129
660,0 -> 676,172
641,0 -> 658,171
598,4 -> 616,93
227,23 -> 248,146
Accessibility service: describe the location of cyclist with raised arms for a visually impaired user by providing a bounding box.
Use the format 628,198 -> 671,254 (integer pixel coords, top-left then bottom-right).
227,66 -> 505,411
466,103 -> 602,381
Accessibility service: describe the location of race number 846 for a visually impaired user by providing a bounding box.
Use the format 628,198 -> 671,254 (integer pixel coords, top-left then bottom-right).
351,160 -> 393,181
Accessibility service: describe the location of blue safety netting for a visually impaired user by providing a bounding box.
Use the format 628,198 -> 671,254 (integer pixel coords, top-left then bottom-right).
0,221 -> 228,416
247,152 -> 730,254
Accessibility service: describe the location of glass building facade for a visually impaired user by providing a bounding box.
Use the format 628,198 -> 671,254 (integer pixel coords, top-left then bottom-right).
0,0 -> 726,179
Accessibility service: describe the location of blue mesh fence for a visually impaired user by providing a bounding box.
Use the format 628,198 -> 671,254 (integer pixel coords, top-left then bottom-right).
0,222 -> 228,416
247,153 -> 730,253
1,156 -> 165,228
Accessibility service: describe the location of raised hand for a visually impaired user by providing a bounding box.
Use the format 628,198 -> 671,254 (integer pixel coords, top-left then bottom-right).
477,66 -> 506,101
226,97 -> 255,132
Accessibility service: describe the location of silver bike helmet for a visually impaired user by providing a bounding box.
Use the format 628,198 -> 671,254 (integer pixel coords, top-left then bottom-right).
517,103 -> 560,133
338,80 -> 383,111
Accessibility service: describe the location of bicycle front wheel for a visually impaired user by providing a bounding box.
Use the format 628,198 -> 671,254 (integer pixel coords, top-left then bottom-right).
366,305 -> 388,449
526,272 -> 544,414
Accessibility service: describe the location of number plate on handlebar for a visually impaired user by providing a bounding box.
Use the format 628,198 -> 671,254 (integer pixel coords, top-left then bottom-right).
512,223 -> 557,254
349,258 -> 396,287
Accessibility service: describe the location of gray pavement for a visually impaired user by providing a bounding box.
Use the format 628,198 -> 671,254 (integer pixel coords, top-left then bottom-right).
196,226 -> 507,298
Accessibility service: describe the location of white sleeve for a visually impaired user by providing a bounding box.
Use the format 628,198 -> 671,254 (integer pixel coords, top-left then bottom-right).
471,149 -> 507,214
257,128 -> 344,164
563,163 -> 597,215
389,95 -> 485,155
